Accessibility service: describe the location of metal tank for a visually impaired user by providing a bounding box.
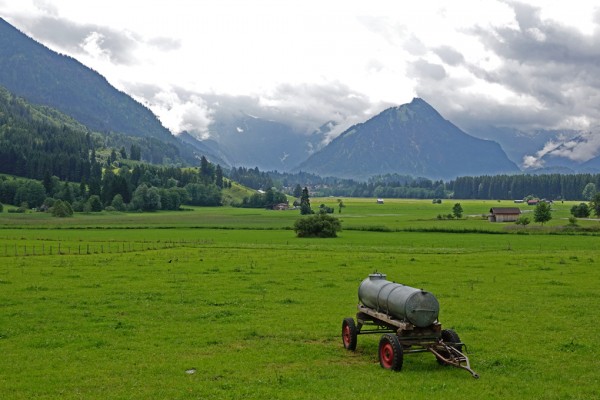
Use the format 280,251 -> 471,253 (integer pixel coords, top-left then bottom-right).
358,273 -> 439,328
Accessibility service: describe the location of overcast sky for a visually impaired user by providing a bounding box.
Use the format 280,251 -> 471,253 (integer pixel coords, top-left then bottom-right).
2,0 -> 600,163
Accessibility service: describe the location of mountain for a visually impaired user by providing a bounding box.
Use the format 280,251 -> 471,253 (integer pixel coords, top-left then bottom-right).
0,18 -> 219,165
205,111 -> 328,171
467,126 -> 568,166
294,98 -> 519,180
176,131 -> 228,166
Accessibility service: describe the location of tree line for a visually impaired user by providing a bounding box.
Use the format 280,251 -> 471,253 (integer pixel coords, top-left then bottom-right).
269,170 -> 600,201
448,173 -> 600,200
0,154 -> 227,215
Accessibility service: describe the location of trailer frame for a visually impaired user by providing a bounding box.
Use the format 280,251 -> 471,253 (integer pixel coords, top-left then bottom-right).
343,304 -> 479,379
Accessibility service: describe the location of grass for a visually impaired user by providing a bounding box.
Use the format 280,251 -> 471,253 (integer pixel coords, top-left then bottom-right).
1,199 -> 599,399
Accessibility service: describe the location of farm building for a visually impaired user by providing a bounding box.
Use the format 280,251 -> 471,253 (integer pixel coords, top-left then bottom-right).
272,203 -> 289,210
489,207 -> 521,222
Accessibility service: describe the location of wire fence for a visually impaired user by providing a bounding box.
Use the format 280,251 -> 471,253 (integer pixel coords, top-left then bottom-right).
1,239 -> 213,257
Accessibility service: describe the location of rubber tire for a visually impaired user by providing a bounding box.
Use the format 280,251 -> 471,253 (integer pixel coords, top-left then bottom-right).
437,329 -> 462,365
378,333 -> 403,371
342,317 -> 358,351
441,329 -> 463,352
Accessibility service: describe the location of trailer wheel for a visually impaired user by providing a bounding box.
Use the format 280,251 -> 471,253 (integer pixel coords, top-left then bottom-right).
342,317 -> 358,351
437,329 -> 463,365
441,329 -> 463,352
378,334 -> 403,371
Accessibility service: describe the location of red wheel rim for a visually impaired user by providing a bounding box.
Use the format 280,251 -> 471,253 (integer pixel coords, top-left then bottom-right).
343,325 -> 351,346
380,342 -> 394,368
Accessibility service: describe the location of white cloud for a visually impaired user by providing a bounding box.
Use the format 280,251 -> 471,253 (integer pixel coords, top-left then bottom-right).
2,0 -> 600,140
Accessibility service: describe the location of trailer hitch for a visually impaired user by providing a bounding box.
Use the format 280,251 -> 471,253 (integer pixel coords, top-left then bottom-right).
428,342 -> 480,379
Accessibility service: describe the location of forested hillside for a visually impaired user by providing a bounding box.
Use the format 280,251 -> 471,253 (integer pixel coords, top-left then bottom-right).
0,18 -> 221,166
0,85 -> 93,182
0,18 -> 169,141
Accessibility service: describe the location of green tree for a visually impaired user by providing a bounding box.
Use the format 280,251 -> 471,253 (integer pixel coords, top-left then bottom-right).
294,213 -> 342,238
515,215 -> 530,226
131,184 -> 162,211
199,156 -> 214,183
590,192 -> 600,218
0,202 -> 3,213
119,146 -> 127,159
533,201 -> 552,225
51,199 -> 73,217
14,181 -> 46,208
111,194 -> 126,211
42,171 -> 53,196
264,188 -> 275,209
293,184 -> 303,198
300,187 -> 313,215
145,187 -> 162,211
570,203 -> 590,218
337,199 -> 345,214
433,183 -> 445,199
452,203 -> 463,219
87,195 -> 103,212
109,148 -> 118,164
215,165 -> 224,188
185,183 -> 222,206
582,183 -> 597,201
79,178 -> 87,201
58,181 -> 75,204
130,144 -> 141,161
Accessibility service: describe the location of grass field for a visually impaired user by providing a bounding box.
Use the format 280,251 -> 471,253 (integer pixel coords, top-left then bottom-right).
1,199 -> 599,399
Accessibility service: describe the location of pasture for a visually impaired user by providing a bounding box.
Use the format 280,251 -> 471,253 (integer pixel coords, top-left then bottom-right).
0,199 -> 598,399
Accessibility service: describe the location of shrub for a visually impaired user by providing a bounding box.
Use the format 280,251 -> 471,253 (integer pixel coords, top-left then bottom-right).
570,203 -> 590,218
318,204 -> 334,214
0,202 -> 3,213
51,200 -> 73,217
452,203 -> 463,218
72,200 -> 84,212
515,215 -> 531,226
111,194 -> 126,211
87,195 -> 103,212
294,214 -> 342,238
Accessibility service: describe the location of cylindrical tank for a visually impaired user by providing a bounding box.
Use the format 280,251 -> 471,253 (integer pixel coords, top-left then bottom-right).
358,273 -> 439,328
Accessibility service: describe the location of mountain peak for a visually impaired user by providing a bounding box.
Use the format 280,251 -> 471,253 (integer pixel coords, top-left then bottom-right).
295,99 -> 518,180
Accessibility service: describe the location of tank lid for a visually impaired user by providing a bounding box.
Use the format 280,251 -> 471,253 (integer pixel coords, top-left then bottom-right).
368,272 -> 387,280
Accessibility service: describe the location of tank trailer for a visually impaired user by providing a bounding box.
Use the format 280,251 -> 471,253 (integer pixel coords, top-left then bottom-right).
342,273 -> 479,378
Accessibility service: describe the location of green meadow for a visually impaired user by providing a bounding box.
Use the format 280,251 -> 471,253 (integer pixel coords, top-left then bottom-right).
1,199 -> 599,399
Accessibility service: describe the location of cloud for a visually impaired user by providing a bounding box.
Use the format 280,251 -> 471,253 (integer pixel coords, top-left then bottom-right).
12,15 -> 140,64
124,81 -> 390,144
147,37 -> 181,51
462,1 -> 600,129
32,0 -> 57,16
124,83 -> 213,137
433,45 -> 465,66
399,1 -> 600,136
521,130 -> 600,168
408,59 -> 447,81
9,12 -> 180,65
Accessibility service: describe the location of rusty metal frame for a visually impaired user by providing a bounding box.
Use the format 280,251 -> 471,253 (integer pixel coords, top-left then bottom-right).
355,304 -> 479,378
428,342 -> 479,378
